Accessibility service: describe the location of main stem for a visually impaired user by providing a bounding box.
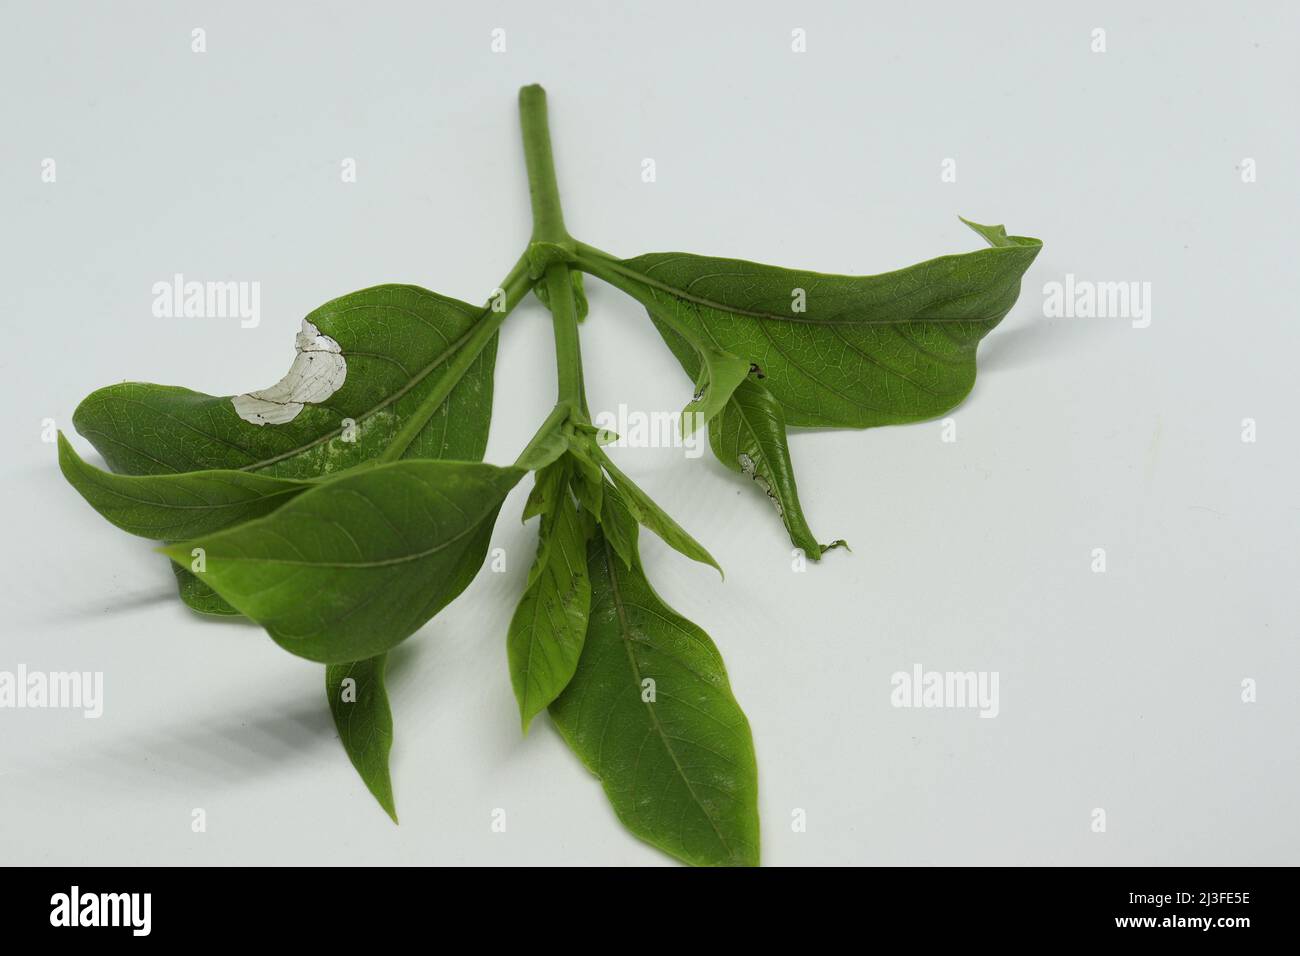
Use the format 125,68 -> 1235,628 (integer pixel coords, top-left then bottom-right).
519,85 -> 570,247
518,85 -> 585,412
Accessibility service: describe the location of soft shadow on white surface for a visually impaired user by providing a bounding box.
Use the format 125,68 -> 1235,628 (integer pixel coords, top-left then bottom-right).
4,640 -> 426,795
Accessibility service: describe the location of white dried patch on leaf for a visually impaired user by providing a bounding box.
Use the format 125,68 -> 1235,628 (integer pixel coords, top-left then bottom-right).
737,453 -> 783,517
232,320 -> 347,425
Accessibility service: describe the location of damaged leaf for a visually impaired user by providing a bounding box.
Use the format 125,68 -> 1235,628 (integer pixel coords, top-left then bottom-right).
73,284 -> 499,479
708,378 -> 833,558
575,220 -> 1038,554
57,85 -> 1043,867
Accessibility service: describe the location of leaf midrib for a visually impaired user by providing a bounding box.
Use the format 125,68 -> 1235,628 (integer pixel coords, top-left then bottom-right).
243,308 -> 490,472
589,252 -> 1024,328
198,486 -> 501,570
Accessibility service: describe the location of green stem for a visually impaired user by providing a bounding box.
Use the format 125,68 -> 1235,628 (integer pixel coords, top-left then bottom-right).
543,262 -> 585,409
573,242 -> 711,367
518,85 -> 571,246
518,84 -> 586,413
573,242 -> 643,295
378,253 -> 534,463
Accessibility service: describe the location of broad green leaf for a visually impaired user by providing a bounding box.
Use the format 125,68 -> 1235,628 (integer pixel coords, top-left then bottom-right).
549,533 -> 759,867
161,460 -> 525,664
706,378 -> 834,558
72,284 -> 499,479
58,433 -> 312,540
595,447 -> 721,575
67,284 -> 500,615
577,219 -> 1042,428
508,479 -> 592,732
327,655 -> 397,822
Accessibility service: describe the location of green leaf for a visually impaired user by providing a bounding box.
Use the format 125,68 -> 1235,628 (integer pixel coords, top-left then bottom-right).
707,378 -> 835,558
522,458 -> 567,522
595,447 -> 721,575
549,532 -> 760,867
171,565 -> 240,616
327,655 -> 397,823
577,219 -> 1042,428
682,346 -> 752,436
72,284 -> 498,479
594,478 -> 639,571
58,433 -> 312,540
507,477 -> 592,732
160,460 -> 525,664
67,284 -> 503,617
566,441 -> 606,517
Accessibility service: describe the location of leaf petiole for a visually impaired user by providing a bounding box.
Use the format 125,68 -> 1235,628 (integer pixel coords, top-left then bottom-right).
377,252 -> 535,463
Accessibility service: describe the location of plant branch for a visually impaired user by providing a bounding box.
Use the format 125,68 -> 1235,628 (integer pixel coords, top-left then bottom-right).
378,252 -> 535,463
518,84 -> 586,413
518,84 -> 571,248
542,262 -> 585,410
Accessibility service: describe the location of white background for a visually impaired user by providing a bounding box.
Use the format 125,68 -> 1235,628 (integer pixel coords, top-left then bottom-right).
1,1 -> 1296,865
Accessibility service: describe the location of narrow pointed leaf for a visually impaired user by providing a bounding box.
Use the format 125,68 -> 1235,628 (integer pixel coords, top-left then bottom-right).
549,533 -> 759,866
161,460 -> 525,663
578,220 -> 1042,428
707,378 -> 829,558
58,433 -> 312,540
327,655 -> 397,822
508,484 -> 591,732
595,479 -> 639,571
596,449 -> 721,575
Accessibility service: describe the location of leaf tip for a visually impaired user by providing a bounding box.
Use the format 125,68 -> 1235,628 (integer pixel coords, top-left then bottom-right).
54,430 -> 76,473
155,541 -> 191,565
958,216 -> 1016,249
